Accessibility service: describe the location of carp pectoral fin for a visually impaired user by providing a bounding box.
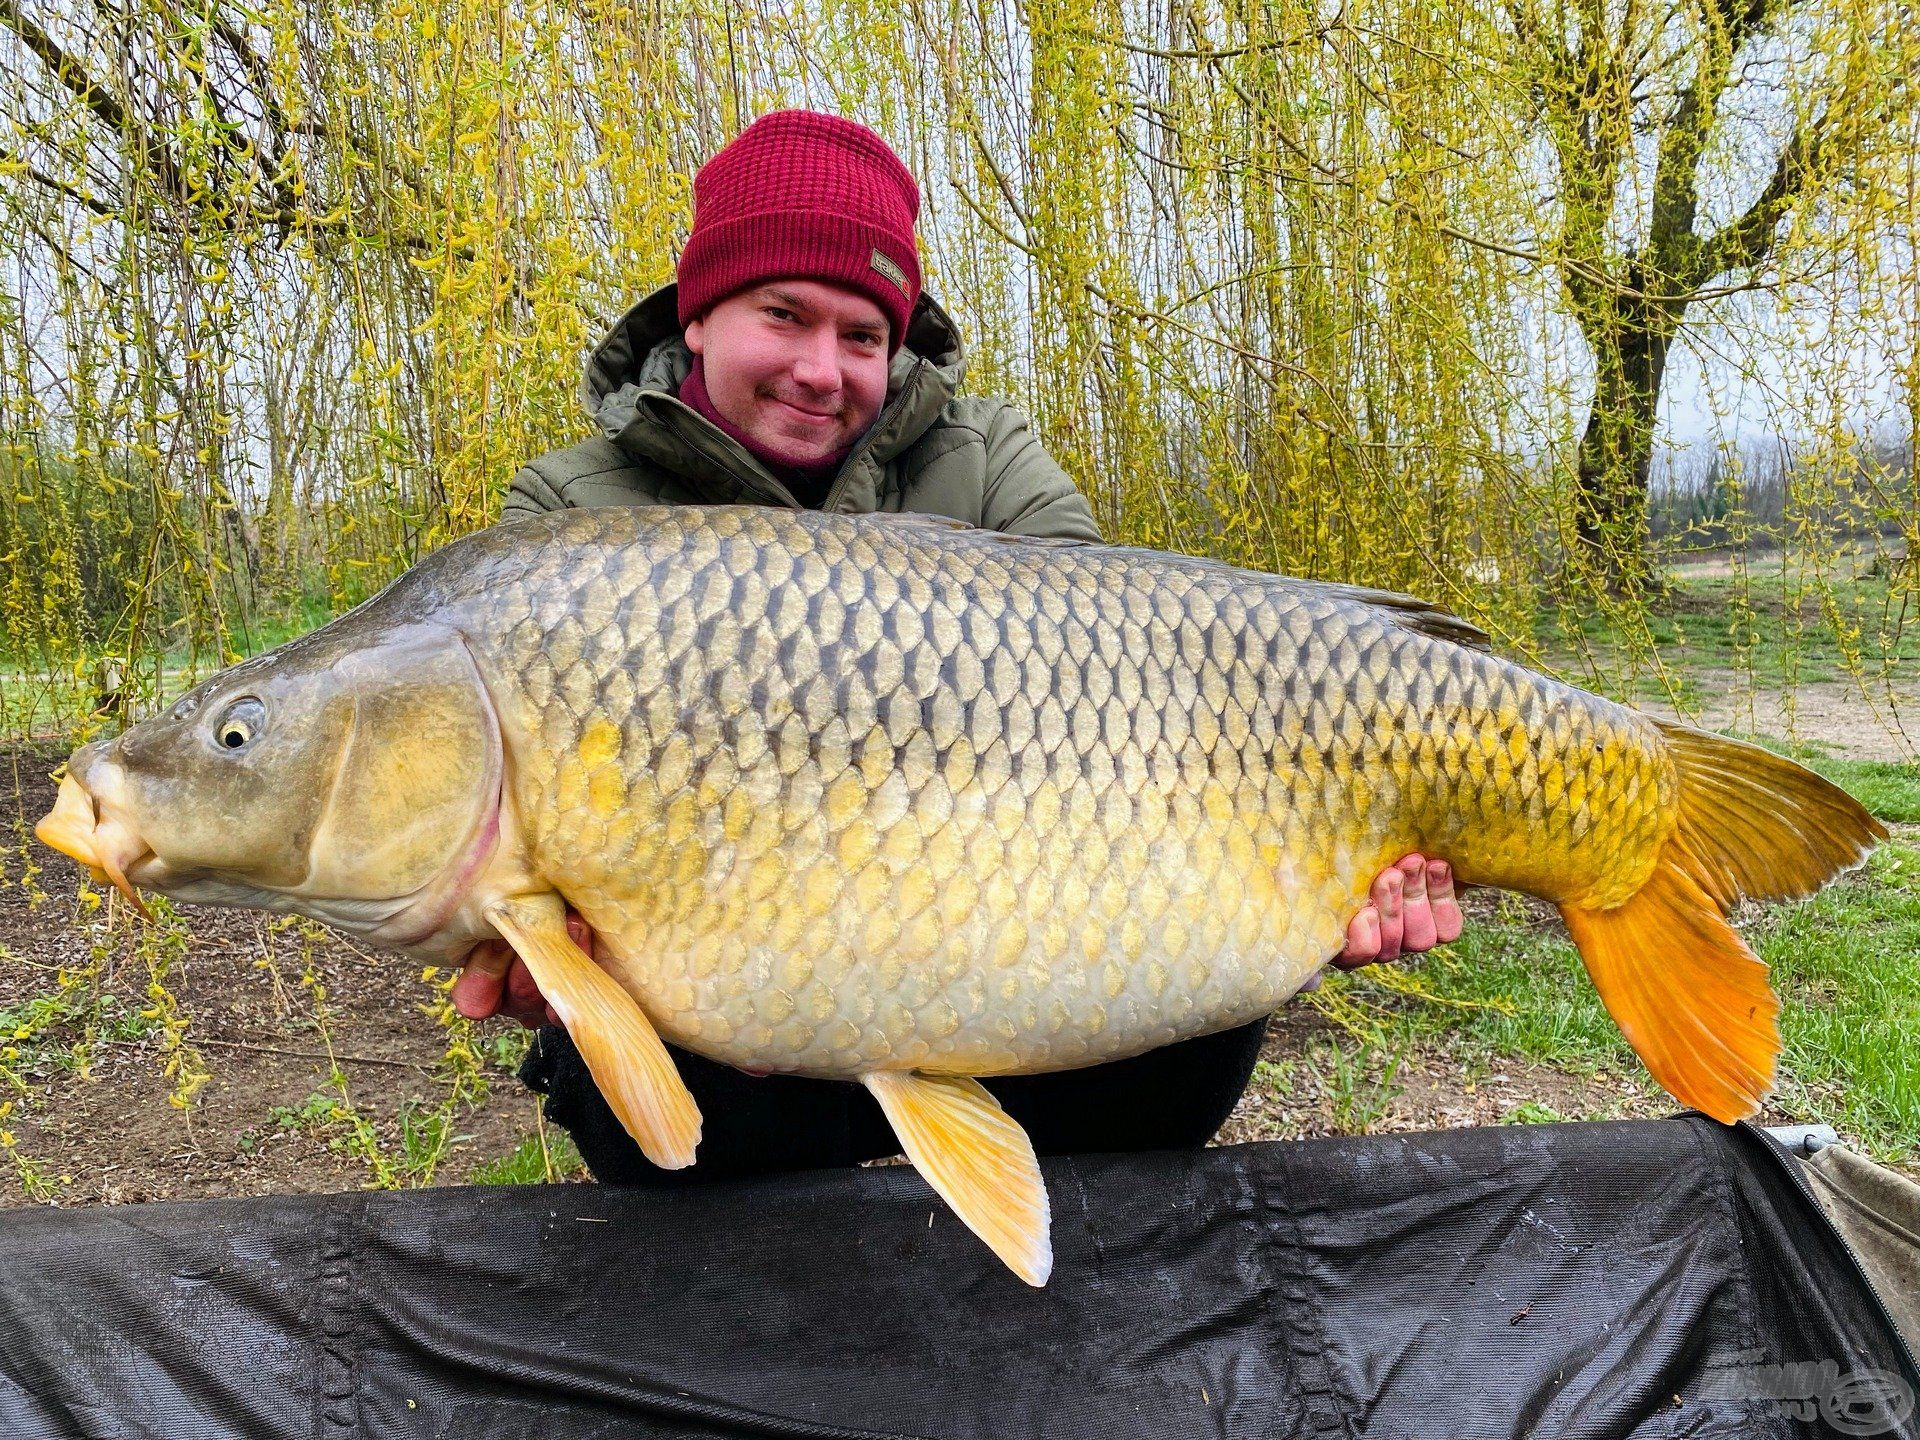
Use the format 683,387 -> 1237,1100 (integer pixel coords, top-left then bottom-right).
862,1071 -> 1052,1286
485,893 -> 701,1169
1561,863 -> 1780,1125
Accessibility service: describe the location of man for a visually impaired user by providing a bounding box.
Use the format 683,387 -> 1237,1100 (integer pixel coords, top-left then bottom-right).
455,110 -> 1461,1182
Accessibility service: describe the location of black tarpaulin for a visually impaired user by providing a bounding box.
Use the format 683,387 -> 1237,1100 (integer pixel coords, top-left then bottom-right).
0,1117 -> 1913,1440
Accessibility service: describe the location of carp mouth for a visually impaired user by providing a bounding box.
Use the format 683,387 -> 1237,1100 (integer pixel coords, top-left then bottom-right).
36,760 -> 506,952
36,770 -> 156,918
35,741 -> 506,949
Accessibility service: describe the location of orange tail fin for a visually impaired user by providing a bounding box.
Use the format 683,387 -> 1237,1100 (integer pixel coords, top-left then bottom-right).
1559,725 -> 1886,1124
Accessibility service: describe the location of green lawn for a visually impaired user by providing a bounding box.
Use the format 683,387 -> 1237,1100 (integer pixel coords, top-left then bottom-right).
0,595 -> 337,741
1537,561 -> 1920,704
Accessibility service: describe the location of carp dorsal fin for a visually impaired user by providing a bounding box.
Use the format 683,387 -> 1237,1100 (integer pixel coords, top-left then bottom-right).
877,511 -> 977,534
876,511 -> 1091,549
485,892 -> 702,1169
863,1071 -> 1053,1286
1295,581 -> 1493,652
872,514 -> 1493,649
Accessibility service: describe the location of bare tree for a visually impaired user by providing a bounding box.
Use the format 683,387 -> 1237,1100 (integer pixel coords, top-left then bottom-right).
1506,0 -> 1901,585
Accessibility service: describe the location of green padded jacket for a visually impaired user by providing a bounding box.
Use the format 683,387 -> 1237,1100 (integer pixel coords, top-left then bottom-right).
502,281 -> 1102,543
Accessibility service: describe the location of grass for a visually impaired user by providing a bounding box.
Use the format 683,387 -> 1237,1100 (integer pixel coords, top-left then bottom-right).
0,592 -> 339,741
1759,842 -> 1920,1157
1536,559 -> 1920,707
1801,756 -> 1920,824
472,1127 -> 587,1186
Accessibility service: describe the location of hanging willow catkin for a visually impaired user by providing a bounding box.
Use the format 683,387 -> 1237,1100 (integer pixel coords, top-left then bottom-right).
0,0 -> 1914,745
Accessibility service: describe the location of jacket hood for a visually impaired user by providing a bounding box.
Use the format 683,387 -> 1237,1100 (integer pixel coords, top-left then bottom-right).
578,281 -> 966,504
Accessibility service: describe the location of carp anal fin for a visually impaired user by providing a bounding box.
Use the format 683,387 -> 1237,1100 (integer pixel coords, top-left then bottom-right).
1560,726 -> 1886,1125
863,1071 -> 1053,1286
486,893 -> 702,1169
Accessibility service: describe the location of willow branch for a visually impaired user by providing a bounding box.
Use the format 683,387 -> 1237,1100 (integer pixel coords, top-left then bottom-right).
0,0 -> 187,200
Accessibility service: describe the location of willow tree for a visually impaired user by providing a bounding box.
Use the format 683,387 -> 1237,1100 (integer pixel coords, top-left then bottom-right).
1505,0 -> 1912,585
2,0 -> 1916,740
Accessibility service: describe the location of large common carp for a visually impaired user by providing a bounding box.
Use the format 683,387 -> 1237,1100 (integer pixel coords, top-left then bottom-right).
36,506 -> 1884,1283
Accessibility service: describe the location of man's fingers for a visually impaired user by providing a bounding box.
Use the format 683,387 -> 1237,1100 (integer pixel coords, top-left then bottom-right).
1398,853 -> 1438,952
1337,905 -> 1381,967
451,939 -> 513,1020
1372,866 -> 1405,960
1428,860 -> 1463,943
501,958 -> 551,1027
1332,855 -> 1461,975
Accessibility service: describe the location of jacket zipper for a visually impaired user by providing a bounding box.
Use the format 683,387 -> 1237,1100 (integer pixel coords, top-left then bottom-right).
820,356 -> 927,514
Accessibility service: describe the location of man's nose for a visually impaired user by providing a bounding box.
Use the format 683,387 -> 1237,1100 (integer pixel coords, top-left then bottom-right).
790,328 -> 842,392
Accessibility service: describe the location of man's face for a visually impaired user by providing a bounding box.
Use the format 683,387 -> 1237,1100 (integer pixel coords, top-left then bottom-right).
684,280 -> 892,464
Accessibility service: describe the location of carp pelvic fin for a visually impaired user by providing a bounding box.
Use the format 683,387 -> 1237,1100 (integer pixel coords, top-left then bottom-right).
485,893 -> 701,1169
1561,725 -> 1886,1126
863,1071 -> 1052,1286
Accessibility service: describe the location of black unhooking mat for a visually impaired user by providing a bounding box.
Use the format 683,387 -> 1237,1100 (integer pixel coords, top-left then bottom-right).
0,1117 -> 1914,1440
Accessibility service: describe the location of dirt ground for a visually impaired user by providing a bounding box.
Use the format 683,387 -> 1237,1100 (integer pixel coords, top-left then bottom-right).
0,747 -> 540,1207
1636,670 -> 1919,762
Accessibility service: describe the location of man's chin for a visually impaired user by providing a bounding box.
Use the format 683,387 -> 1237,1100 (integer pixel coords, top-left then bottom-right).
759,427 -> 843,465
756,400 -> 853,458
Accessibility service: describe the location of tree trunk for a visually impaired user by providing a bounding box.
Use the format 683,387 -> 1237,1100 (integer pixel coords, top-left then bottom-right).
1572,295 -> 1678,589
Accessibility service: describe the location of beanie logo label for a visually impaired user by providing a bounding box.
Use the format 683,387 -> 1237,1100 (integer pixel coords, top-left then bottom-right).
869,248 -> 909,298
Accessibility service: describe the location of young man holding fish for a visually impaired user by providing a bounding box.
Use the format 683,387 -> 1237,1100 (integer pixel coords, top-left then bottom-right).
37,111 -> 1877,1285
456,111 -> 1464,1181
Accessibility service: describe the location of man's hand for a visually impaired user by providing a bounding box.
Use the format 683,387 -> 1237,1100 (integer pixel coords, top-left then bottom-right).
450,912 -> 596,1027
1335,854 -> 1461,968
1295,854 -> 1461,994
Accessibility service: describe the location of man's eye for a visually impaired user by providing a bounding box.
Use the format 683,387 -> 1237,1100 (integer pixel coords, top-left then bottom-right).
849,331 -> 882,347
765,306 -> 795,322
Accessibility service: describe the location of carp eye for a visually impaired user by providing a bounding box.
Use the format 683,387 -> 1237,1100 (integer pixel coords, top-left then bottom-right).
213,697 -> 265,751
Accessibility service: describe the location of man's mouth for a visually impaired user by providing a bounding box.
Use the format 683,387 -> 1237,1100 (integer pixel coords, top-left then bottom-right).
768,397 -> 839,425
36,771 -> 155,917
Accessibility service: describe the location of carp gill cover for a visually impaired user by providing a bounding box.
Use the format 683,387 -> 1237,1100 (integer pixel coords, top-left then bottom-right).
35,506 -> 1885,1284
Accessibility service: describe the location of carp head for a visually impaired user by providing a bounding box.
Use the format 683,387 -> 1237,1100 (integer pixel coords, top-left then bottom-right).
35,624 -> 503,955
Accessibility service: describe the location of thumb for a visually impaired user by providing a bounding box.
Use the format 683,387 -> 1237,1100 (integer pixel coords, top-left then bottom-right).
451,938 -> 515,1020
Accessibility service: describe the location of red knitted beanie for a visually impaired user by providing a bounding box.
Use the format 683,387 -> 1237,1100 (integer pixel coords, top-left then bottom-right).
676,110 -> 922,353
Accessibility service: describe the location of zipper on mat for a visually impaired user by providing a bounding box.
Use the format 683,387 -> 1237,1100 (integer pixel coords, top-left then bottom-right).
1739,1119 -> 1920,1395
